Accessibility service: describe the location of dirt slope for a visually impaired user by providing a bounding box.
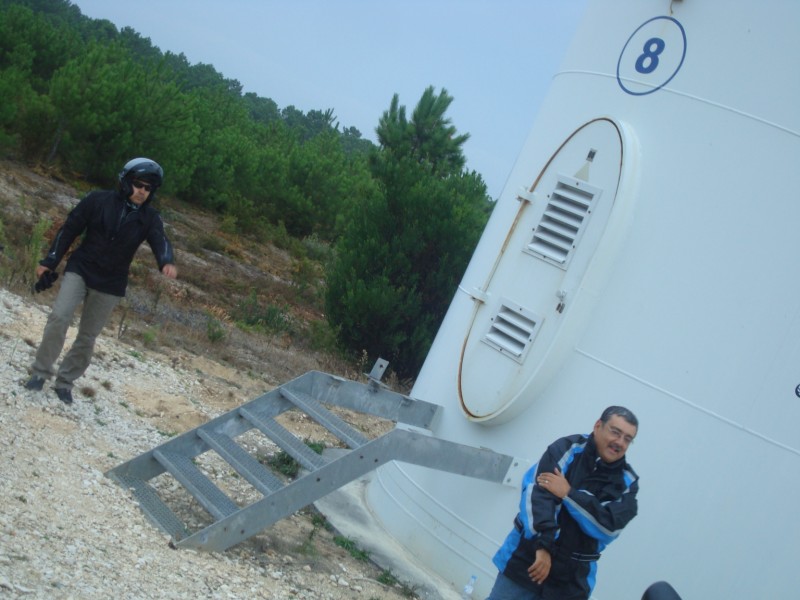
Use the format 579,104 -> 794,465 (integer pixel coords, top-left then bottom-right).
0,161 -> 433,600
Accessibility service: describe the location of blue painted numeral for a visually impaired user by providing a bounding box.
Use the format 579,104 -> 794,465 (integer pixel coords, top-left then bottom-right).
635,37 -> 666,74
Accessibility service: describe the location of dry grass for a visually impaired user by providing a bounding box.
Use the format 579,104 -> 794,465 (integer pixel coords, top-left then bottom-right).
0,160 -> 356,387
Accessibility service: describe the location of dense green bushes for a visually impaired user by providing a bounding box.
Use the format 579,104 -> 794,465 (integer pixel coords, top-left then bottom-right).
325,88 -> 492,377
0,0 -> 373,242
1,0 -> 493,380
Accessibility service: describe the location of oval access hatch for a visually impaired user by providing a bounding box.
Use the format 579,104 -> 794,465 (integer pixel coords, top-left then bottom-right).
458,118 -> 636,423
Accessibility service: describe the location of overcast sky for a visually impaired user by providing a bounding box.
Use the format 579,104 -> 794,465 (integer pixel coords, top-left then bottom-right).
73,0 -> 587,199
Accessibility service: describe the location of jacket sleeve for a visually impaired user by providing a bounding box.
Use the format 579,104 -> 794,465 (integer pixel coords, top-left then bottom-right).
518,439 -> 572,552
145,213 -> 174,270
39,194 -> 93,270
562,469 -> 639,546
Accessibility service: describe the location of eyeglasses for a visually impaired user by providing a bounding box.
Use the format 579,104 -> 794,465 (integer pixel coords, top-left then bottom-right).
605,423 -> 635,445
131,180 -> 152,192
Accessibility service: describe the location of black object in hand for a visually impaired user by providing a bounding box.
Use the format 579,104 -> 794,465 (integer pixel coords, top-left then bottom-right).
34,270 -> 59,293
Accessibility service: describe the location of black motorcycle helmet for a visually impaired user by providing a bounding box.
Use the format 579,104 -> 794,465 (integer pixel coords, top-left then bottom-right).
118,157 -> 163,200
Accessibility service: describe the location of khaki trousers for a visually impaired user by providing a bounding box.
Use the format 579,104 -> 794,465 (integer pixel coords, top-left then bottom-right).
31,272 -> 121,390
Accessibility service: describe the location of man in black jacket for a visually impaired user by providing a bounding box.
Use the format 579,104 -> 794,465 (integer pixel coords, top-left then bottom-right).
487,406 -> 640,600
24,158 -> 177,405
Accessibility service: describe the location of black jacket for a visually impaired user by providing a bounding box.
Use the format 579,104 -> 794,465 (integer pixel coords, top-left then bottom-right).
41,189 -> 174,296
493,433 -> 639,599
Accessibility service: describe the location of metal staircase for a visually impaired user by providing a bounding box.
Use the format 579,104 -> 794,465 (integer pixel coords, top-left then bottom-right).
106,367 -> 516,552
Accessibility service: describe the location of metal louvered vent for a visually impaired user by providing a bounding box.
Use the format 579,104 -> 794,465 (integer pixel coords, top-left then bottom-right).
528,176 -> 599,268
483,301 -> 542,363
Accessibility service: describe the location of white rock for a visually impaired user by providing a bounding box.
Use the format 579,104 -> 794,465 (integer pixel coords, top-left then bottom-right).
0,284 -> 428,600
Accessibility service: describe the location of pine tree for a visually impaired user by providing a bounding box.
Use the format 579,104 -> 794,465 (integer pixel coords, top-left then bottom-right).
326,87 -> 492,378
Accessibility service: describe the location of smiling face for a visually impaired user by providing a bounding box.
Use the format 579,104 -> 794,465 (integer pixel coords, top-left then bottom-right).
593,415 -> 637,463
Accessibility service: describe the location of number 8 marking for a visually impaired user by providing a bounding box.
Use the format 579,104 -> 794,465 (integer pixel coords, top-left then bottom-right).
617,16 -> 686,96
635,37 -> 666,74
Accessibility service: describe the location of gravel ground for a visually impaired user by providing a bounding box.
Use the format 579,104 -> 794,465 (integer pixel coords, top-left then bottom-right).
0,286 -> 428,600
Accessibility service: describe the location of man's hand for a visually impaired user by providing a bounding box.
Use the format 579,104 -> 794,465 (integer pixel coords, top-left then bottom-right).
161,264 -> 177,279
537,468 -> 570,500
34,269 -> 59,293
527,548 -> 551,585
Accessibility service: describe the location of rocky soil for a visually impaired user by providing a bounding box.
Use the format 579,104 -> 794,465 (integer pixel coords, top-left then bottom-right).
0,286 -> 435,600
0,161 -> 449,600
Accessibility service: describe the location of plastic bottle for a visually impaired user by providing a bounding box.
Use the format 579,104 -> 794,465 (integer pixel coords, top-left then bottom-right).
461,575 -> 477,599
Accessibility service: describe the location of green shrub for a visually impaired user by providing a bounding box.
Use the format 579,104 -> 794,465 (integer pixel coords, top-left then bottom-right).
17,214 -> 51,288
263,439 -> 325,478
306,319 -> 340,353
377,570 -> 398,586
219,213 -> 237,235
142,326 -> 158,348
206,317 -> 225,343
333,535 -> 370,561
233,290 -> 292,333
301,233 -> 331,262
291,256 -> 321,299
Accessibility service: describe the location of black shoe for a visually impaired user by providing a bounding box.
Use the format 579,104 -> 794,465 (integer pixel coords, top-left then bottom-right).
54,388 -> 73,405
24,376 -> 45,391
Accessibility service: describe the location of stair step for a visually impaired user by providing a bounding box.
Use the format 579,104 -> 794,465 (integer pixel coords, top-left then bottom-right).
197,429 -> 284,495
111,472 -> 188,541
153,450 -> 239,520
240,406 -> 329,471
280,388 -> 369,448
104,369 -> 519,556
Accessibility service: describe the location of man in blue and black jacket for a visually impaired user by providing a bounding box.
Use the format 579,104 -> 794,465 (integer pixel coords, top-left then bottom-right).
24,158 -> 177,405
487,406 -> 640,600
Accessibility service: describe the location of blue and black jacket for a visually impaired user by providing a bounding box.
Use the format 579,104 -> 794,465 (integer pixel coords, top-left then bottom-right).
493,433 -> 639,599
41,189 -> 174,297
